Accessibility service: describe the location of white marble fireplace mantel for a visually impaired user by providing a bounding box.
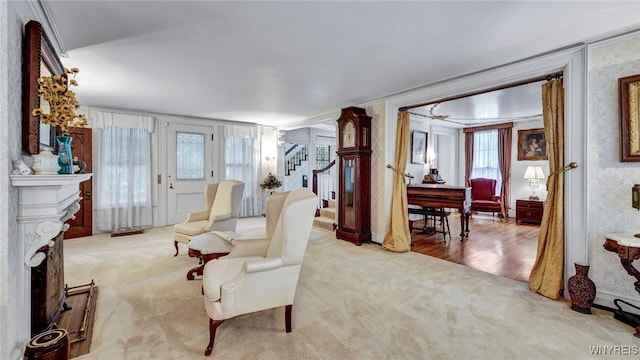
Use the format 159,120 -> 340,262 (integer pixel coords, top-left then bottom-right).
10,173 -> 92,267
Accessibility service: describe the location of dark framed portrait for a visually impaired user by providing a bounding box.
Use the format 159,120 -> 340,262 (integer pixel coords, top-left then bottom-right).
517,129 -> 547,161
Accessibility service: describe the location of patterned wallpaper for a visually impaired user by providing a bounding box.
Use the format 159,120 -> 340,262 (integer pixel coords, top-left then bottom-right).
587,32 -> 640,301
2,2 -> 44,358
366,102 -> 387,238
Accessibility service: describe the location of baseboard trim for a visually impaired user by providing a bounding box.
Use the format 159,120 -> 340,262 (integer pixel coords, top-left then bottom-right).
110,228 -> 146,237
595,290 -> 640,314
371,233 -> 383,245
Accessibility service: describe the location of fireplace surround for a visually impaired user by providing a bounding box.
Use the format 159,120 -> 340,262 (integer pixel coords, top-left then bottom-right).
10,173 -> 91,336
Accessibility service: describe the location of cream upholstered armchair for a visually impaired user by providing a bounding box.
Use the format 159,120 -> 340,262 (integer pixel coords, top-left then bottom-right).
173,180 -> 245,256
201,188 -> 317,356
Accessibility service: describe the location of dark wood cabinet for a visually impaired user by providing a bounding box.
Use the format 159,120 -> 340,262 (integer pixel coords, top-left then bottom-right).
336,107 -> 371,245
516,199 -> 545,225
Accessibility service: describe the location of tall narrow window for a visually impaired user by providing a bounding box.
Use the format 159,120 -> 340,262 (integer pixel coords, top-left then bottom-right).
471,129 -> 501,194
224,125 -> 260,217
225,137 -> 254,181
315,144 -> 331,170
96,126 -> 153,232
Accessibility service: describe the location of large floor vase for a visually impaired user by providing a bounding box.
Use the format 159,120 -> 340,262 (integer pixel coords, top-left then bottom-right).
567,262 -> 596,314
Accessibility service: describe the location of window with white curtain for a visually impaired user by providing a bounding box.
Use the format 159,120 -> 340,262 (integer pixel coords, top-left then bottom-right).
95,126 -> 153,231
471,129 -> 502,194
224,125 -> 260,217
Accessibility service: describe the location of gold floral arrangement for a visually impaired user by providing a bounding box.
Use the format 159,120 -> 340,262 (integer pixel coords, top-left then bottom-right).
32,67 -> 88,136
260,173 -> 283,190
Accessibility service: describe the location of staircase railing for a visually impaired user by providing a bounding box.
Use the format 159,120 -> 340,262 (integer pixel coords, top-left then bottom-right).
285,144 -> 308,176
312,160 -> 335,214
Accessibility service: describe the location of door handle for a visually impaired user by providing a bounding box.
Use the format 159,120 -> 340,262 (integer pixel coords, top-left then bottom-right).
169,183 -> 173,189
84,191 -> 91,200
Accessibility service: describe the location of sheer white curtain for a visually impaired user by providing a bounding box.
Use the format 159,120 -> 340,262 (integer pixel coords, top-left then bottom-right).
224,125 -> 261,217
92,111 -> 154,232
470,129 -> 502,194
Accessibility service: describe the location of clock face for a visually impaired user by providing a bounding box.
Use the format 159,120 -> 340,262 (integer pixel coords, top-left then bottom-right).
343,121 -> 355,147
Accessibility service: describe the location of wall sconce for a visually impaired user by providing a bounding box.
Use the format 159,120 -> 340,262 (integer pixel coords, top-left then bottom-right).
426,150 -> 436,169
632,184 -> 640,210
524,166 -> 545,200
632,184 -> 640,237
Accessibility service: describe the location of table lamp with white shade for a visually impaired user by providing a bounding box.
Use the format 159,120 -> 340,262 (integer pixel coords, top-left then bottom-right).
524,166 -> 545,200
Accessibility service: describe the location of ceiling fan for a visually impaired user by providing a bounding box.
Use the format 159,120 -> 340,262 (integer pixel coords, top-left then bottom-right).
414,103 -> 542,127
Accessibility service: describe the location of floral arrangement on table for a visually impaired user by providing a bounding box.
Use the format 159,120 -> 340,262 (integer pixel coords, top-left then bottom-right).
32,67 -> 88,136
260,173 -> 283,191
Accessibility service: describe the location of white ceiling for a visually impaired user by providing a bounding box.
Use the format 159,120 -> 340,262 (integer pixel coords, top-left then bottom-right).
44,1 -> 640,129
410,80 -> 546,128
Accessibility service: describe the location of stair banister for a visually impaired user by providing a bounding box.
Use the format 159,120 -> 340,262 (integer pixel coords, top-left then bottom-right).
312,160 -> 336,215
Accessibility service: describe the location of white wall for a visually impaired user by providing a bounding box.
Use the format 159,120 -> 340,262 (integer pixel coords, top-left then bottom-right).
406,116 -> 431,184
510,119 -> 548,216
431,125 -> 459,185
2,1 -> 47,358
587,32 -> 640,308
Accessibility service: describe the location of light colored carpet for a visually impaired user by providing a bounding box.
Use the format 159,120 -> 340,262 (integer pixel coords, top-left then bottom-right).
64,218 -> 636,359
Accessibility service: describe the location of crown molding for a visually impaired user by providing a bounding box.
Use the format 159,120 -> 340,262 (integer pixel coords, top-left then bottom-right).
277,110 -> 340,131
26,0 -> 68,57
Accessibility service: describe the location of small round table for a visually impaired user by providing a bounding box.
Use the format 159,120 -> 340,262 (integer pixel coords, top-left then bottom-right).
186,232 -> 235,280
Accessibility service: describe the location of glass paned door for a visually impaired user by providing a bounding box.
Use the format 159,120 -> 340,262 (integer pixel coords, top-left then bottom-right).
167,123 -> 216,224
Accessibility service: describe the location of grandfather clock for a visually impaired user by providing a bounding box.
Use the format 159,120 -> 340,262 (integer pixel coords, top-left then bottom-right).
336,107 -> 371,245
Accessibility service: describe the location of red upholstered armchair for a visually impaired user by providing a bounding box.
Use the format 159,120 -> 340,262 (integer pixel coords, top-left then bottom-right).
470,178 -> 503,218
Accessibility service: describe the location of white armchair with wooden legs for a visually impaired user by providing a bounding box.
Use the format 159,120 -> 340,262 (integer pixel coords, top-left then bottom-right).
173,180 -> 245,256
201,188 -> 318,356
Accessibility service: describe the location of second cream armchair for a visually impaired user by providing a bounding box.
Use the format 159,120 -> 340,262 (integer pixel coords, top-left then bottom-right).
173,180 -> 245,256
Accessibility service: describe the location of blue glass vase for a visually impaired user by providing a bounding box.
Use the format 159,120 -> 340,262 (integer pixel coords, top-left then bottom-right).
56,136 -> 73,174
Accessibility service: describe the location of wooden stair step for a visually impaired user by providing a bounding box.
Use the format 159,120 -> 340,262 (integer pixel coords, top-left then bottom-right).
313,216 -> 335,231
319,207 -> 335,218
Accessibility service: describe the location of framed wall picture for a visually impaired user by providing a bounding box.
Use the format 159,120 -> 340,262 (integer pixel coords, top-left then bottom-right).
517,129 -> 548,161
411,130 -> 427,164
619,74 -> 640,162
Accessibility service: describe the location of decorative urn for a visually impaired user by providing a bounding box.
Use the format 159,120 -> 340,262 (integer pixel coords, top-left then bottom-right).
31,150 -> 61,175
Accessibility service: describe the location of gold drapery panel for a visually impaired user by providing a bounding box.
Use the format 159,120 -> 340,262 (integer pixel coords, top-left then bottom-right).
382,111 -> 411,252
529,79 -> 565,300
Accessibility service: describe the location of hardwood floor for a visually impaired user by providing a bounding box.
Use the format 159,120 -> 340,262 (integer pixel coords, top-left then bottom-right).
409,212 -> 539,283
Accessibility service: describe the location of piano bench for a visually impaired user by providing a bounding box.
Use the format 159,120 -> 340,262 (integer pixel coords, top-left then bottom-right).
408,207 -> 451,240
